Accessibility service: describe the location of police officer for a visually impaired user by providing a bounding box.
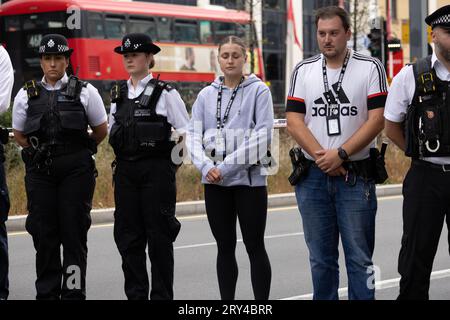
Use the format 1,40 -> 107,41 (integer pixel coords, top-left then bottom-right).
0,45 -> 14,300
109,33 -> 189,300
12,34 -> 108,300
385,5 -> 450,300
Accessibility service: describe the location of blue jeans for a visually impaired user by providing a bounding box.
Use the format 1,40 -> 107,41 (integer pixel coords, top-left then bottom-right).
295,165 -> 377,300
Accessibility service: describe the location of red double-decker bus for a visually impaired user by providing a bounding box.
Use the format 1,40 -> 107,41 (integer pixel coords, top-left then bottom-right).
0,0 -> 263,106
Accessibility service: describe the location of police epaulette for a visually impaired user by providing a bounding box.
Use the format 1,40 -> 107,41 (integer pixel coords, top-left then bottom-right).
164,82 -> 174,91
153,79 -> 174,92
23,80 -> 40,99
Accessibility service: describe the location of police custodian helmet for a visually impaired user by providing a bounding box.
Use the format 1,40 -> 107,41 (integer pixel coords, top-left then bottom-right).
425,5 -> 450,29
114,33 -> 161,55
38,34 -> 74,57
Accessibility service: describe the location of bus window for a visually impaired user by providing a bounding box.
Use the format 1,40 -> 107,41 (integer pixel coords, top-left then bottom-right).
213,22 -> 236,43
156,17 -> 172,42
4,16 -> 21,32
105,15 -> 126,39
174,19 -> 199,43
200,21 -> 214,44
128,17 -> 157,40
88,12 -> 105,38
23,12 -> 66,30
236,23 -> 250,40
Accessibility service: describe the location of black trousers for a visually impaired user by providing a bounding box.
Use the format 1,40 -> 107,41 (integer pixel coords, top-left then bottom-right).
113,157 -> 179,300
25,149 -> 96,300
0,153 -> 11,300
398,161 -> 450,300
204,184 -> 272,300
0,223 -> 8,300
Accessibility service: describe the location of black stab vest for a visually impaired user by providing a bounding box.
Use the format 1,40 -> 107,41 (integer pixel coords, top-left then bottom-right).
22,82 -> 89,146
405,56 -> 450,158
108,79 -> 175,160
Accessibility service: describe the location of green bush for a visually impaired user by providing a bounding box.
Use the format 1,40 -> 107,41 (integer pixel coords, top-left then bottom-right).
5,129 -> 410,215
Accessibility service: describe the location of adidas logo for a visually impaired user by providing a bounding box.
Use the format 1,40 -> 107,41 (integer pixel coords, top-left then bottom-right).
312,82 -> 358,117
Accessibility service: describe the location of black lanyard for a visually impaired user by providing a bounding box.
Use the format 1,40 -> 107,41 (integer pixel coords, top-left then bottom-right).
216,76 -> 244,130
322,49 -> 350,105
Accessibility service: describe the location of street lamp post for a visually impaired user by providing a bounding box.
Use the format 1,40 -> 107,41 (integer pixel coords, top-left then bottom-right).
249,0 -> 255,74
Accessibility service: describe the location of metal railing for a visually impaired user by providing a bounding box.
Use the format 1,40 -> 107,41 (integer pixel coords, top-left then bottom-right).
5,119 -> 289,139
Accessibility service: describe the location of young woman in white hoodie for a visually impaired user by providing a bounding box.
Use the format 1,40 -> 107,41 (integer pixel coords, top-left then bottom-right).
187,36 -> 274,300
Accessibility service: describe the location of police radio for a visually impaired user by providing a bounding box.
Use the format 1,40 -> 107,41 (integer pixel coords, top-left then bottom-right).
111,82 -> 121,103
65,66 -> 81,99
24,80 -> 40,99
139,74 -> 159,108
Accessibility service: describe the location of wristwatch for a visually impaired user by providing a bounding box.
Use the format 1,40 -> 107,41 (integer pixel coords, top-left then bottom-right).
337,147 -> 349,161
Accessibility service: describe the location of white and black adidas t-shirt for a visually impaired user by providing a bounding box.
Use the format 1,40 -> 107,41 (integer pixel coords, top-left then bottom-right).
286,50 -> 388,161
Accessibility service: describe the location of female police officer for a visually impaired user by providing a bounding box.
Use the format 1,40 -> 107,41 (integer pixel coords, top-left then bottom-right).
12,34 -> 108,300
109,33 -> 189,300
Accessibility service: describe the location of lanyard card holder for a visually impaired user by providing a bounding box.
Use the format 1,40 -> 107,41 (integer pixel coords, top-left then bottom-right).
322,50 -> 349,138
215,130 -> 226,156
326,105 -> 341,136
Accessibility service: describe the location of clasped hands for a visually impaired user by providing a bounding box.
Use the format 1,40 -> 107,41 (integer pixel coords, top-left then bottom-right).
206,148 -> 346,182
315,149 -> 346,177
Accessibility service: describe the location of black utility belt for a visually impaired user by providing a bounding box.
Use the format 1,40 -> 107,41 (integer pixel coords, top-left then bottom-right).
412,159 -> 450,173
343,158 -> 374,180
288,146 -> 388,186
308,157 -> 374,179
46,143 -> 87,157
116,153 -> 171,162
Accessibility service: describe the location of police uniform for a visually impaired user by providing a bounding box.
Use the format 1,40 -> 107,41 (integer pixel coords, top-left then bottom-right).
12,34 -> 107,300
0,45 -> 14,300
384,5 -> 450,300
109,33 -> 189,300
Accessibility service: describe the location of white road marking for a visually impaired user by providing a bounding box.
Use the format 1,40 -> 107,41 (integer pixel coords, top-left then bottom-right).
280,269 -> 450,300
174,232 -> 304,250
6,194 -> 403,237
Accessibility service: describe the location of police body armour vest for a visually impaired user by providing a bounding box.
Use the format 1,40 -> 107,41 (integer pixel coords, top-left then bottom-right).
405,56 -> 450,158
108,79 -> 175,160
22,80 -> 89,146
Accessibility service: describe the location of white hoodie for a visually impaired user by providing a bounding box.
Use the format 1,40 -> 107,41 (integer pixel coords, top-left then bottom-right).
187,74 -> 274,187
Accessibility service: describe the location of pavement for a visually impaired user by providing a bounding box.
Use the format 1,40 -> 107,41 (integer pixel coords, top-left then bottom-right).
5,184 -> 403,232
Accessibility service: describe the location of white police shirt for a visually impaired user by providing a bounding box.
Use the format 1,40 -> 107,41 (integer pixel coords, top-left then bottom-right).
384,52 -> 450,165
108,73 -> 189,133
286,50 -> 389,161
13,73 -> 107,131
0,46 -> 14,114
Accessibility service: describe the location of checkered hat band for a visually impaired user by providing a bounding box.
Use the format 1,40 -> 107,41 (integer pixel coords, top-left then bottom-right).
57,45 -> 69,52
39,45 -> 69,53
432,14 -> 450,26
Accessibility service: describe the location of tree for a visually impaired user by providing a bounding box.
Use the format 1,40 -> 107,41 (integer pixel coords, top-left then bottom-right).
350,0 -> 371,52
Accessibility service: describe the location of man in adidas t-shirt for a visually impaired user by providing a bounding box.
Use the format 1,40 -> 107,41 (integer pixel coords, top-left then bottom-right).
286,6 -> 388,300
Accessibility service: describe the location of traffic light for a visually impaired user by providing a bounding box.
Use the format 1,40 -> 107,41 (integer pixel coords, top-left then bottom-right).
368,28 -> 383,62
387,38 -> 402,52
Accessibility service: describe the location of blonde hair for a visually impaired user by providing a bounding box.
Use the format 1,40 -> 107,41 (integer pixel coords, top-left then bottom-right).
218,36 -> 247,55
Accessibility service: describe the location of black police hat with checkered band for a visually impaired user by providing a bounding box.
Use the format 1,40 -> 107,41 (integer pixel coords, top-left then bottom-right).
425,5 -> 450,29
114,33 -> 161,55
39,34 -> 74,57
